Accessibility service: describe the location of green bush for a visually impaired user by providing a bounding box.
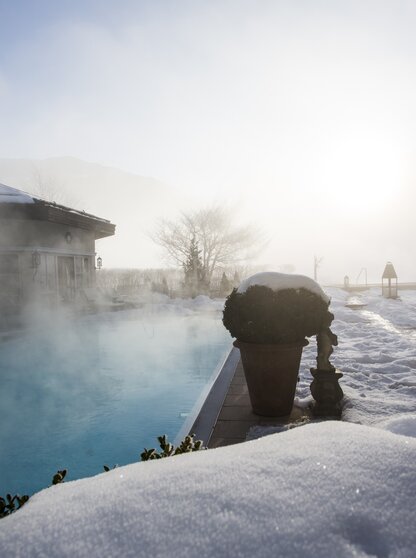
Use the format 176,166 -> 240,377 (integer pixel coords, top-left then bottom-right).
140,434 -> 204,460
0,469 -> 67,518
0,494 -> 29,518
223,286 -> 330,344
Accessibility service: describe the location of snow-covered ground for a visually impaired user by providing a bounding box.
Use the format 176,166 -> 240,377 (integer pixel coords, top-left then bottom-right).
297,287 -> 416,428
1,288 -> 415,557
1,421 -> 414,557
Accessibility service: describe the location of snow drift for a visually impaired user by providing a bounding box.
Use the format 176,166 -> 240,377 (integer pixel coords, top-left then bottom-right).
0,421 -> 415,557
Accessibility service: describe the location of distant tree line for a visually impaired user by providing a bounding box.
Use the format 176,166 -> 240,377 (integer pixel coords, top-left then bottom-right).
96,205 -> 264,300
95,265 -> 259,300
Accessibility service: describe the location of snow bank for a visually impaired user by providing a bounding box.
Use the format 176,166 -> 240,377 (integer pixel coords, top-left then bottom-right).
1,421 -> 415,558
90,294 -> 225,323
377,414 -> 416,438
237,272 -> 329,303
137,294 -> 224,317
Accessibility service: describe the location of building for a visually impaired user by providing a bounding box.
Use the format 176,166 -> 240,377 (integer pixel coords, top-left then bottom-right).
0,183 -> 115,327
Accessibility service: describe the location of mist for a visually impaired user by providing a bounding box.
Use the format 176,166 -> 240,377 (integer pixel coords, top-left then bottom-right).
1,1 -> 416,282
0,289 -> 231,495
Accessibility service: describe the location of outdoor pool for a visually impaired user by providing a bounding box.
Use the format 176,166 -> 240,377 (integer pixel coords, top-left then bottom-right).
0,302 -> 231,496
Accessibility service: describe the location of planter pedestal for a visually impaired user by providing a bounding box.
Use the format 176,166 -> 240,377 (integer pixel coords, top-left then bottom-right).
310,368 -> 344,418
233,339 -> 308,417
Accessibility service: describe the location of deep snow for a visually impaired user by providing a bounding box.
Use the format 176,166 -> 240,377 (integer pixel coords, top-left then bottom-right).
0,421 -> 414,557
1,287 -> 416,557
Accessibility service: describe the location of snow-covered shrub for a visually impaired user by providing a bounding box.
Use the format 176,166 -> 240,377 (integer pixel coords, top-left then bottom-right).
223,286 -> 330,344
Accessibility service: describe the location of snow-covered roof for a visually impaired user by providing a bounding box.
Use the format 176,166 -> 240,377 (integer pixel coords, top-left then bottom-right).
237,272 -> 329,303
0,183 -> 35,204
0,421 -> 414,557
0,182 -> 115,238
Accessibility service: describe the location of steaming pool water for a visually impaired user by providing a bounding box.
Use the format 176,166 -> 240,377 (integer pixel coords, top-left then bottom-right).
0,304 -> 231,496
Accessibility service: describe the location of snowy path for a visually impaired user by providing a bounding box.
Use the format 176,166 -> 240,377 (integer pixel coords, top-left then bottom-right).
298,288 -> 416,426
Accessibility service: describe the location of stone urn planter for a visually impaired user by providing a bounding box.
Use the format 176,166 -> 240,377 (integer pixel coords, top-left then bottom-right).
223,272 -> 332,417
233,338 -> 308,416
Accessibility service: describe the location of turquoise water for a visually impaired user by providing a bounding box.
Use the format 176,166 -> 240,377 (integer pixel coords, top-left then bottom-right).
0,307 -> 231,496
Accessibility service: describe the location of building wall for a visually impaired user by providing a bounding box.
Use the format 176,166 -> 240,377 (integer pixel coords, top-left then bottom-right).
0,218 -> 95,253
0,218 -> 97,311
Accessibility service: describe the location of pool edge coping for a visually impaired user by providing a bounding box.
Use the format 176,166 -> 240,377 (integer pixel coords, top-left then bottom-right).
175,347 -> 240,446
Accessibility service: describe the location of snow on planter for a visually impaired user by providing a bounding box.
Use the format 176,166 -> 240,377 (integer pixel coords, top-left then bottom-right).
237,271 -> 329,303
0,421 -> 415,558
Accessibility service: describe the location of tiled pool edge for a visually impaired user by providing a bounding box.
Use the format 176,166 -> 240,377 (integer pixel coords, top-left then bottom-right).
182,347 -> 240,446
188,351 -> 313,449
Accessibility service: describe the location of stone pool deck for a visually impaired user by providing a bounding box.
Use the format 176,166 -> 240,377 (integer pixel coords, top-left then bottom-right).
190,348 -> 312,448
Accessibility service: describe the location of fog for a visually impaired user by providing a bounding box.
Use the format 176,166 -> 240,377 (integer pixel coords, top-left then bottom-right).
1,1 -> 416,282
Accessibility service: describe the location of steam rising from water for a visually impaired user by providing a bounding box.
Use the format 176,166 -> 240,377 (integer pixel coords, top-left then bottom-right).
0,298 -> 230,495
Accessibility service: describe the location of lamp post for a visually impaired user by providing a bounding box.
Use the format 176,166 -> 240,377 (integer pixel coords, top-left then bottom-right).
96,256 -> 102,270
382,262 -> 398,299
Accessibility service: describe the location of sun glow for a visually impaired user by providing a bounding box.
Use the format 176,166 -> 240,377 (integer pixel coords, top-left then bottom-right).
314,136 -> 403,214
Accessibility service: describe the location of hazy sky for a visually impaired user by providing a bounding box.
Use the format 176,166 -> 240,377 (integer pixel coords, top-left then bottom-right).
1,0 -> 415,282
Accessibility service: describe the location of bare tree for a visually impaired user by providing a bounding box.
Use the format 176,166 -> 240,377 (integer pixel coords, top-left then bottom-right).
151,205 -> 264,286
